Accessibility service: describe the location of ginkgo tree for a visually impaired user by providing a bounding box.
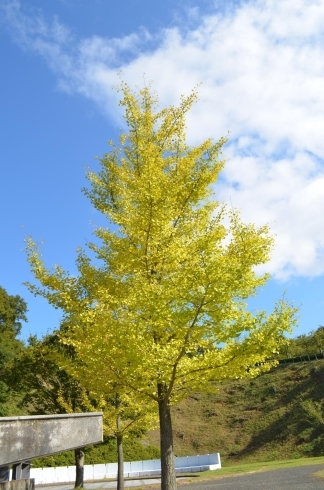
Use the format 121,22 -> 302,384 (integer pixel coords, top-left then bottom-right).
26,82 -> 298,490
101,389 -> 157,490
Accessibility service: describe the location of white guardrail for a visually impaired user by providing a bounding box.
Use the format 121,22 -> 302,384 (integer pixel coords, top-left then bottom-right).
26,453 -> 221,484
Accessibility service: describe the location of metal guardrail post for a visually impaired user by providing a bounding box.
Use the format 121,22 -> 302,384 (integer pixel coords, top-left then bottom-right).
12,463 -> 30,480
0,466 -> 10,483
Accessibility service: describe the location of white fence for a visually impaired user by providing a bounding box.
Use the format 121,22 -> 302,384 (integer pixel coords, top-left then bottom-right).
28,453 -> 221,484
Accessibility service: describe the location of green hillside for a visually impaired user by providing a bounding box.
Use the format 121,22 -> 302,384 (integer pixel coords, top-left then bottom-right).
31,358 -> 324,467
3,287 -> 324,468
144,359 -> 324,465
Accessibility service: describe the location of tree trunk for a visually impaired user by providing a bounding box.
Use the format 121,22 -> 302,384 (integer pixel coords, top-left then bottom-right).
158,385 -> 177,490
117,415 -> 124,490
74,448 -> 84,488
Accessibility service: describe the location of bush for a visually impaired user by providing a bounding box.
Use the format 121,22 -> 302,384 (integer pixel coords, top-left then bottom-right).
32,437 -> 160,468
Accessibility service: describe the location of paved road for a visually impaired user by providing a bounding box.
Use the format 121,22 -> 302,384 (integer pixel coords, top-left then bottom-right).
36,465 -> 324,490
184,464 -> 324,490
36,479 -> 162,490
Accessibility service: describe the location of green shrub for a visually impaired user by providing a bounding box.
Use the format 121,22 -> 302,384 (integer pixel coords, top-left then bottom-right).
32,437 -> 160,468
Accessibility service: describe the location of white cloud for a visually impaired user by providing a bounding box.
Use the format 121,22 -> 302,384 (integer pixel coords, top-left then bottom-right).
2,0 -> 324,280
218,149 -> 324,280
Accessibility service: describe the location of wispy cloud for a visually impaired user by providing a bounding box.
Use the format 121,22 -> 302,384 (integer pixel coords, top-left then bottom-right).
2,0 -> 324,280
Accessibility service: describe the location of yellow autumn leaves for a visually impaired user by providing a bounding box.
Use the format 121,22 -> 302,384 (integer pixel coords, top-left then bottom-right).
25,81 -> 297,423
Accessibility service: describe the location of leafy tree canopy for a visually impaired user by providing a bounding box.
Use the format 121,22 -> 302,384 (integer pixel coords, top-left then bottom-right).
0,286 -> 27,415
25,82 -> 298,490
0,286 -> 27,337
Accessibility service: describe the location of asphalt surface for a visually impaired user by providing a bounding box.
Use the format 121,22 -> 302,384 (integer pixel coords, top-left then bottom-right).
183,464 -> 324,490
36,479 -> 162,490
35,465 -> 324,490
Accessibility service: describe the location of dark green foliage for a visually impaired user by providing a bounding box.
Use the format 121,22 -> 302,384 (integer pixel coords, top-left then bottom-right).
0,286 -> 27,416
0,381 -> 10,416
32,437 -> 160,467
0,286 -> 26,368
0,286 -> 27,337
277,326 -> 324,360
7,334 -> 94,415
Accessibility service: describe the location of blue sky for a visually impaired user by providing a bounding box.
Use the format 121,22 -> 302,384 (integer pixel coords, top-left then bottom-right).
0,0 -> 323,341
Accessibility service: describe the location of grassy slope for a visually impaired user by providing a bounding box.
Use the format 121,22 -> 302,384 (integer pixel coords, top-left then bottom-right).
144,359 -> 324,465
34,359 -> 324,467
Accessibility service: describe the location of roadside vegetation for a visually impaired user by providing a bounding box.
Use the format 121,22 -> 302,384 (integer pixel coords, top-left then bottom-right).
2,287 -> 324,469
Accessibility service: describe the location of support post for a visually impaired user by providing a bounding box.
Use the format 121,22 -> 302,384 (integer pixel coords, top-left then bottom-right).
0,467 -> 9,483
12,463 -> 30,481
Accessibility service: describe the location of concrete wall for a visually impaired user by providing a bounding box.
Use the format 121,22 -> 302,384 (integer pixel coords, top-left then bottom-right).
29,454 -> 221,484
0,479 -> 34,490
0,413 -> 103,466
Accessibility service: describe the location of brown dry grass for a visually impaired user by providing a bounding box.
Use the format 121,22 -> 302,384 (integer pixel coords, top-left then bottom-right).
144,360 -> 324,465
